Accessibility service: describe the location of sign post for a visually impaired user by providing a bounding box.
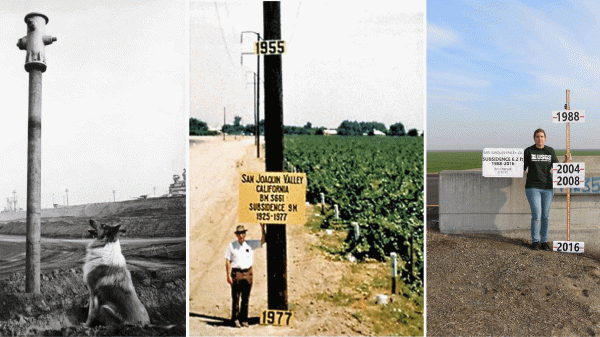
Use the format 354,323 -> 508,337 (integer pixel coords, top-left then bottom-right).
551,89 -> 586,253
238,171 -> 305,327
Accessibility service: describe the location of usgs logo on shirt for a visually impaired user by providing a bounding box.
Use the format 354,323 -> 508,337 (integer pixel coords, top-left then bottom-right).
531,154 -> 552,161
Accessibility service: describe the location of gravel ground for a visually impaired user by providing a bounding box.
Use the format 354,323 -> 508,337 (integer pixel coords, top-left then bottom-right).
427,227 -> 600,336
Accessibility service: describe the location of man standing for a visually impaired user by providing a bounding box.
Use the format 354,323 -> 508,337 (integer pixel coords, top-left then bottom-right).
225,223 -> 266,327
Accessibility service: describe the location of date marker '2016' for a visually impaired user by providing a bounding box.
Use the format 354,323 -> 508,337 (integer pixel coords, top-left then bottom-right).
553,241 -> 584,253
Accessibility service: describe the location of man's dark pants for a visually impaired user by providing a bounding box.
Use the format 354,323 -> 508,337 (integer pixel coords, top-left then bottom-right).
231,267 -> 253,324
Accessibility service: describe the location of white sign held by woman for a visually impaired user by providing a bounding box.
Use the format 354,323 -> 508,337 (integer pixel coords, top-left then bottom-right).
482,148 -> 524,177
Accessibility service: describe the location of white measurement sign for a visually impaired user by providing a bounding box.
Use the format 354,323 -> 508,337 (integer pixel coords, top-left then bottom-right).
553,241 -> 584,253
482,148 -> 524,177
254,40 -> 286,55
553,162 -> 585,188
260,309 -> 294,326
552,110 -> 585,123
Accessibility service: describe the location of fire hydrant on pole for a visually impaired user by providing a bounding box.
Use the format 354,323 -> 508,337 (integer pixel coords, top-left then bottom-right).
17,12 -> 56,294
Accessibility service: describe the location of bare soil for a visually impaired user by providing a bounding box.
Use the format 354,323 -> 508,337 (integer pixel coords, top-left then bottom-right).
0,197 -> 186,335
189,136 -> 407,336
427,226 -> 600,336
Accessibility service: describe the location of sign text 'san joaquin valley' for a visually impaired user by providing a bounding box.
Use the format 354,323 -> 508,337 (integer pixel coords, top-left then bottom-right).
238,172 -> 307,224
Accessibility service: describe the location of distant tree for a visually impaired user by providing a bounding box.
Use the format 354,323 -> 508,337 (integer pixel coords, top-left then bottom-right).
284,125 -> 312,135
389,122 -> 406,136
304,122 -> 312,129
337,120 -> 362,136
407,128 -> 419,137
361,122 -> 387,135
315,127 -> 326,135
233,116 -> 242,127
190,118 -> 218,136
222,116 -> 246,134
244,124 -> 256,135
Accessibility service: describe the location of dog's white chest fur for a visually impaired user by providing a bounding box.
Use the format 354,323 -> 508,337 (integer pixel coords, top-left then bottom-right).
83,240 -> 127,280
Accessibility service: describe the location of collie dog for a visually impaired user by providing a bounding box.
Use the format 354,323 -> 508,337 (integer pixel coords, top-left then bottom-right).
83,219 -> 150,327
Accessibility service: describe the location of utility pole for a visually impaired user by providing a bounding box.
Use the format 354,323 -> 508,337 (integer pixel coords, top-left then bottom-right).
245,70 -> 257,148
223,107 -> 226,141
65,189 -> 69,206
17,12 -> 56,294
263,1 -> 287,310
242,31 -> 262,158
113,190 -> 116,202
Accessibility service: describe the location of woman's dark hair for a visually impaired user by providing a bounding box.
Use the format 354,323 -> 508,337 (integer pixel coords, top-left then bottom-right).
533,128 -> 546,139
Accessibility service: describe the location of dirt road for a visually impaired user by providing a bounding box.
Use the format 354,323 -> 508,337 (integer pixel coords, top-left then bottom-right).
189,136 -> 270,334
189,137 -> 378,336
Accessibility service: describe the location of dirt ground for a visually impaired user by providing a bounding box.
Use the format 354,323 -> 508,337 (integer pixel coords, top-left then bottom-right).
0,199 -> 186,335
427,225 -> 600,336
0,242 -> 186,336
189,136 -> 390,336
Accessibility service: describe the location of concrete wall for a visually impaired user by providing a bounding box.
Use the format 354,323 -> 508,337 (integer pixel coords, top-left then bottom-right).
439,156 -> 600,244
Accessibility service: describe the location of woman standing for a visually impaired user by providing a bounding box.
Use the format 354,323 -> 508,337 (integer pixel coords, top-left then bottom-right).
523,129 -> 559,251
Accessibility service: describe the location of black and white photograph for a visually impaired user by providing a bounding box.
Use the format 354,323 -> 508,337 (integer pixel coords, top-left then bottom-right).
0,1 -> 186,335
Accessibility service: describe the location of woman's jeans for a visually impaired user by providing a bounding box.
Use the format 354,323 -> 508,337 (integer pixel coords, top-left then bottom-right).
525,188 -> 554,243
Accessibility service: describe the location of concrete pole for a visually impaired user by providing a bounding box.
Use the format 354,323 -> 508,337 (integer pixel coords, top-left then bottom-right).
26,68 -> 43,293
17,12 -> 56,294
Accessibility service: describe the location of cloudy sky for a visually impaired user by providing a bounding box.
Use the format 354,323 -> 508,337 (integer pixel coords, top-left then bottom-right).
190,1 -> 425,132
0,1 -> 187,209
428,0 -> 600,150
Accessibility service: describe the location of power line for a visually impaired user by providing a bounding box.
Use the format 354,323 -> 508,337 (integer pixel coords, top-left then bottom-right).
214,2 -> 236,69
288,1 -> 302,46
224,3 -> 237,40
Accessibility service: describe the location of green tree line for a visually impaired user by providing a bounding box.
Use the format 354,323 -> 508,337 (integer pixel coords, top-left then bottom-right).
190,117 -> 422,137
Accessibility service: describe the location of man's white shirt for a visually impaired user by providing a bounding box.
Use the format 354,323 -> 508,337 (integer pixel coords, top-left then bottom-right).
225,240 -> 262,269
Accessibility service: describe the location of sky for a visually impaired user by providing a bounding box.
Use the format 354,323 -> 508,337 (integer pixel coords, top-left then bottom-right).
190,1 -> 425,132
0,1 -> 187,209
428,0 -> 600,150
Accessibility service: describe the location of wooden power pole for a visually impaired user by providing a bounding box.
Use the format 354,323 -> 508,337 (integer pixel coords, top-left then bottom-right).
263,1 -> 287,310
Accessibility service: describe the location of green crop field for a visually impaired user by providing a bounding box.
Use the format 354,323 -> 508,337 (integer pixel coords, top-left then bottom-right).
427,149 -> 600,173
284,135 -> 423,290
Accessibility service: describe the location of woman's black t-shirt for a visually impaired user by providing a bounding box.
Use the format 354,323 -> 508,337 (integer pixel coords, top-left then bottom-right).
523,145 -> 559,189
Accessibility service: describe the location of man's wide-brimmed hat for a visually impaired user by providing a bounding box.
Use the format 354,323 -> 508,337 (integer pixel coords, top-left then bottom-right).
234,225 -> 247,234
